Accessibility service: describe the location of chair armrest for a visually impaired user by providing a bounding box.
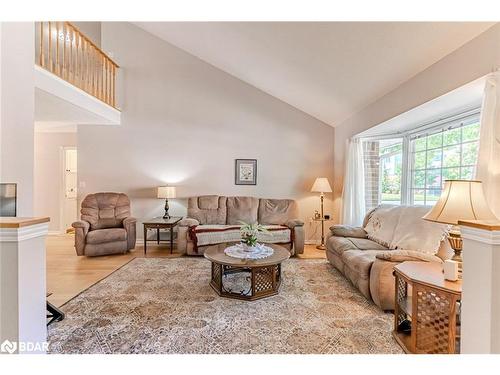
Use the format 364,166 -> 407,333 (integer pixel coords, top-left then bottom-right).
375,250 -> 442,263
330,225 -> 367,238
72,220 -> 90,236
122,217 -> 137,250
179,218 -> 200,227
286,219 -> 304,229
72,220 -> 90,256
123,217 -> 137,227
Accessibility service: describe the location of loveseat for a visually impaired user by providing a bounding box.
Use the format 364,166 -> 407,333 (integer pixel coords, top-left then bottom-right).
177,195 -> 304,256
72,192 -> 137,256
326,205 -> 451,310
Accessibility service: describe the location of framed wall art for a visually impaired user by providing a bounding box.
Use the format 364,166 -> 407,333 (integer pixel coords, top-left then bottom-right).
235,159 -> 257,185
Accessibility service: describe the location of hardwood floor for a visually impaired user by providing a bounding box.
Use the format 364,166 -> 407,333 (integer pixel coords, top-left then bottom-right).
46,234 -> 326,307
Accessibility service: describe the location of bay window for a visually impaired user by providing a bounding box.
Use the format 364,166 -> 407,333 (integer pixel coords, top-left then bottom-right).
363,109 -> 481,208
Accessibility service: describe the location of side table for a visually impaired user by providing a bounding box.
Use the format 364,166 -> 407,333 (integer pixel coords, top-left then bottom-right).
393,261 -> 462,354
142,217 -> 182,254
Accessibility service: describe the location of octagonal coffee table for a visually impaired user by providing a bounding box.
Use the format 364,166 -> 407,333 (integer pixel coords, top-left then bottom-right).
204,243 -> 290,301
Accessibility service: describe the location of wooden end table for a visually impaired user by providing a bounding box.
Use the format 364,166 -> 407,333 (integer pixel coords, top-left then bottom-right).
393,261 -> 462,354
204,243 -> 290,301
142,217 -> 182,254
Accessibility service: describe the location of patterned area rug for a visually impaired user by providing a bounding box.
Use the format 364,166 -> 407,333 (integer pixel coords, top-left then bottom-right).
48,258 -> 403,354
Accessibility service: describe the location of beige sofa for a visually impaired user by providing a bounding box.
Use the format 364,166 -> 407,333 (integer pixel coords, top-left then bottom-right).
326,205 -> 451,310
177,195 -> 304,256
72,192 -> 137,256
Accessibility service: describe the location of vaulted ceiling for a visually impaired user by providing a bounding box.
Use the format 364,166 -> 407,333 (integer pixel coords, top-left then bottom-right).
135,22 -> 495,127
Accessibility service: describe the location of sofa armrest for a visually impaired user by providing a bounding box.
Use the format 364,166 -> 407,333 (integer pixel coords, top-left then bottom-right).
370,251 -> 442,310
179,218 -> 200,227
292,225 -> 305,255
370,258 -> 398,310
177,218 -> 198,255
375,250 -> 443,263
72,220 -> 90,256
123,217 -> 137,250
286,219 -> 304,229
329,225 -> 367,238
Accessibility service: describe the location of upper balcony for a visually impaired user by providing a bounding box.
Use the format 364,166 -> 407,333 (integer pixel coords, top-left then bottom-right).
35,22 -> 120,125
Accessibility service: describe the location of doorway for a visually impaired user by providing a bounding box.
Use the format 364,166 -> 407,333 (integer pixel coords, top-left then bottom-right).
62,147 -> 77,233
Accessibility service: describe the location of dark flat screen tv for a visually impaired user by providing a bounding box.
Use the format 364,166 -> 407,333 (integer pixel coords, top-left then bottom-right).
0,183 -> 17,217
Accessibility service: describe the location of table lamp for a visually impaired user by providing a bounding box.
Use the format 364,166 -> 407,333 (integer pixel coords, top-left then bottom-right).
311,177 -> 332,250
157,186 -> 176,219
422,180 -> 497,276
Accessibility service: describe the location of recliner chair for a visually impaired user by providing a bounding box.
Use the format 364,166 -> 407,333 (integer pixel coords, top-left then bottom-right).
72,192 -> 136,256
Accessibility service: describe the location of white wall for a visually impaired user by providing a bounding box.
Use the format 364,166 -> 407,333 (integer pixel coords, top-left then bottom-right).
34,131 -> 77,232
333,23 -> 500,222
78,22 -> 334,241
0,22 -> 35,216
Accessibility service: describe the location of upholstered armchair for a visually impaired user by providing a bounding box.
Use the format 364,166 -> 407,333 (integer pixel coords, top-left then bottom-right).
72,192 -> 136,256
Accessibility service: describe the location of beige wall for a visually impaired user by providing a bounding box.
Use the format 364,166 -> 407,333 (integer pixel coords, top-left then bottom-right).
34,131 -> 77,232
77,22 -> 334,241
0,22 -> 35,216
333,23 -> 500,223
72,22 -> 101,47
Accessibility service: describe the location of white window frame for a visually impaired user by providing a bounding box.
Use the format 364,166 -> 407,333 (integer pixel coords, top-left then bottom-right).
362,107 -> 481,207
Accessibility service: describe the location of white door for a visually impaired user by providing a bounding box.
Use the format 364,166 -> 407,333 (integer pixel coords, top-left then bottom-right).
62,148 -> 77,232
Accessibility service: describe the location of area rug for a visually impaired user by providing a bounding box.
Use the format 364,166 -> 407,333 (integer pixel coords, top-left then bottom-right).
48,258 -> 403,354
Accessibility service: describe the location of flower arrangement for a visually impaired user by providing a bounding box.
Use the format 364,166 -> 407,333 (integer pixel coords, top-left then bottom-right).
239,221 -> 269,248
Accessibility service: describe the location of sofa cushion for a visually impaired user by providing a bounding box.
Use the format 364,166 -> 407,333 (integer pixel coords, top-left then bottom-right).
227,196 -> 259,225
329,225 -> 367,238
86,228 -> 127,244
187,224 -> 292,252
198,195 -> 220,210
258,199 -> 298,225
187,196 -> 227,225
375,249 -> 443,263
327,236 -> 387,257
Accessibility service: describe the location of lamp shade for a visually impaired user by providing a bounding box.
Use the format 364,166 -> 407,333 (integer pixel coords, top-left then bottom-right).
422,180 -> 497,225
311,177 -> 332,193
157,186 -> 176,199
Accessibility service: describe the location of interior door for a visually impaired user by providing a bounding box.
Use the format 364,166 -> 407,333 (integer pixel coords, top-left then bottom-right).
63,148 -> 77,232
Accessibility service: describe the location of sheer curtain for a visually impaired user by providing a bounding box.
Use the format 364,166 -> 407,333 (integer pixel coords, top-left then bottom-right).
341,138 -> 366,226
477,72 -> 500,218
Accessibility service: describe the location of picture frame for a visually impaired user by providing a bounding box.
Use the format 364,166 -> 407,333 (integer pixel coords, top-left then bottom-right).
235,159 -> 257,185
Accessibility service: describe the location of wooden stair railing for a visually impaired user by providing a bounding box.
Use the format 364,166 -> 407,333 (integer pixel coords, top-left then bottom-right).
36,22 -> 119,109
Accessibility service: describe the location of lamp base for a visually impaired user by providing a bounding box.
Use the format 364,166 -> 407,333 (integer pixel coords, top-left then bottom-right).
316,244 -> 326,251
163,198 -> 170,219
447,228 -> 463,279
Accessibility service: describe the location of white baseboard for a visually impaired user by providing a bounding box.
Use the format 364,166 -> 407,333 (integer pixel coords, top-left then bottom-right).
48,230 -> 64,236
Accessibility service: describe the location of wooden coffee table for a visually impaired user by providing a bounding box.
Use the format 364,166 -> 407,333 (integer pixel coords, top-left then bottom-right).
204,243 -> 290,301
